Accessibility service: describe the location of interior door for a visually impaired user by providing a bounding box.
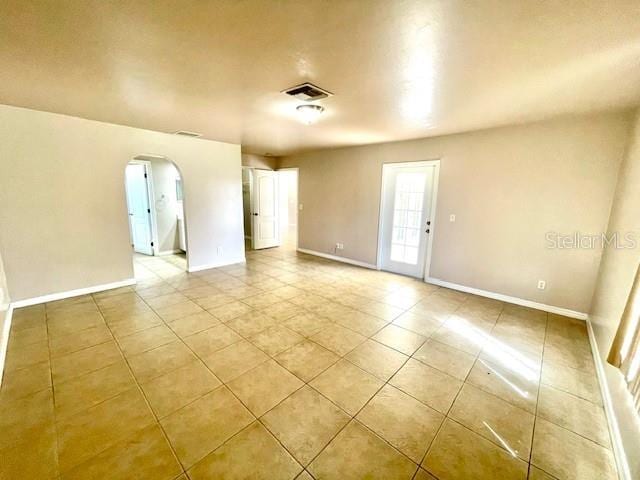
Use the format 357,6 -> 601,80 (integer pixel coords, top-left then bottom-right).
380,163 -> 435,277
125,163 -> 154,255
251,169 -> 280,249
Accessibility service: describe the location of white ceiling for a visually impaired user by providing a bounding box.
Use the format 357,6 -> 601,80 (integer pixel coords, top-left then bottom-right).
1,0 -> 639,155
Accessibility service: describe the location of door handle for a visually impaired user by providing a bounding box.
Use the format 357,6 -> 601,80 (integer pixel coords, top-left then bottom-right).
426,229 -> 430,233
252,213 -> 258,216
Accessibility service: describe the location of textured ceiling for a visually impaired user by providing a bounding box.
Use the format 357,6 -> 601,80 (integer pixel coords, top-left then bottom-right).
1,0 -> 639,155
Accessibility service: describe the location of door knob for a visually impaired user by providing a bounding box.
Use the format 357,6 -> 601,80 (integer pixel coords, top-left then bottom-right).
426,228 -> 430,233
252,213 -> 258,216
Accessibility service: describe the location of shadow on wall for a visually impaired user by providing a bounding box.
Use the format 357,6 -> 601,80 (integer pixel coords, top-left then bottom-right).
125,155 -> 188,265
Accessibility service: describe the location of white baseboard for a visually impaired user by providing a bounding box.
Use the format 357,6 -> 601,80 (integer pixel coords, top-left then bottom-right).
10,278 -> 137,308
188,256 -> 246,273
0,304 -> 14,388
297,248 -> 377,270
586,319 -> 631,480
425,277 -> 588,320
157,249 -> 181,256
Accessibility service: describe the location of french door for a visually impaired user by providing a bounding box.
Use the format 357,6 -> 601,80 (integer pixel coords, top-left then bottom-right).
379,162 -> 437,278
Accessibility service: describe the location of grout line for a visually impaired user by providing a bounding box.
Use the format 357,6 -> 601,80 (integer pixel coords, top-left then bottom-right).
527,311 -> 549,478
414,301 -> 558,474
149,325 -> 305,471
258,292 -> 463,472
415,298 -> 492,476
130,267 -> 309,474
43,299 -> 62,479
538,360 -> 605,406
8,249 -> 600,480
299,360 -> 415,471
128,255 -> 427,473
147,255 -> 480,474
93,287 -> 188,477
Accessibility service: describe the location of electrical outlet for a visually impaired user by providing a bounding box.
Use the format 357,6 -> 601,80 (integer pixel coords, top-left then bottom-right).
450,214 -> 456,222
217,246 -> 223,256
336,243 -> 344,250
537,280 -> 546,290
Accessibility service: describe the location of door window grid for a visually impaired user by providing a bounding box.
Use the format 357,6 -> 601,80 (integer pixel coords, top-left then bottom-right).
390,172 -> 425,264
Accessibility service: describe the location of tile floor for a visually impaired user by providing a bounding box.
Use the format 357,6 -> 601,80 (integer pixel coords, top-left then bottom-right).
0,248 -> 618,479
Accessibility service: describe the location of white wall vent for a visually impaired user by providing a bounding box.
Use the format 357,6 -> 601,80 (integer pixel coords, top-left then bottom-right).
173,130 -> 202,138
282,83 -> 332,101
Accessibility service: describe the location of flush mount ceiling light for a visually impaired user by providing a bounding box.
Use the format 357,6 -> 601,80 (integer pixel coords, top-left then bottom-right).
296,104 -> 324,125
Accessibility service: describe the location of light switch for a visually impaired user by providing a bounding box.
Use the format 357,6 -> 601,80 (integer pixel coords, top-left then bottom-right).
449,214 -> 456,222
299,204 -> 304,211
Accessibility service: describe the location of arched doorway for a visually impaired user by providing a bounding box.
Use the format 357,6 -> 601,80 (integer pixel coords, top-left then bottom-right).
124,155 -> 188,280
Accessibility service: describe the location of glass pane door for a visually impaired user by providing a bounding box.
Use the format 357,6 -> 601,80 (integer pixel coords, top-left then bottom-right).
380,163 -> 435,278
390,172 -> 426,265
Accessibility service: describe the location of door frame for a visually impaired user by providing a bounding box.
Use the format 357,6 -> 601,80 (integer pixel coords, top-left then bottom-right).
276,167 -> 299,250
127,159 -> 159,256
249,168 -> 280,250
241,166 -> 254,241
376,159 -> 441,280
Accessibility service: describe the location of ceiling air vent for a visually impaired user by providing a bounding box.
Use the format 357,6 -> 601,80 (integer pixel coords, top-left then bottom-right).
282,83 -> 332,101
173,130 -> 202,138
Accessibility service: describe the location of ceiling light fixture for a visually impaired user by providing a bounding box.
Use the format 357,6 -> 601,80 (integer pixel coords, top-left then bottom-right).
296,104 -> 324,125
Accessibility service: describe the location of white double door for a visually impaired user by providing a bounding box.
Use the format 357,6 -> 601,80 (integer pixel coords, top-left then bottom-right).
251,169 -> 280,249
379,162 -> 436,278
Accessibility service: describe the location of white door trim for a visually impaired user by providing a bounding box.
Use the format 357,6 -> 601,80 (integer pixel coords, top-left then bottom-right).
0,304 -> 14,389
426,276 -> 588,319
242,166 -> 254,241
376,159 -> 440,279
297,247 -> 377,269
586,319 -> 633,480
247,167 -> 256,249
10,278 -> 137,309
127,159 -> 159,256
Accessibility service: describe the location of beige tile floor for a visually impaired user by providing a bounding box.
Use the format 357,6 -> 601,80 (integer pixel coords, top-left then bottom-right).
0,248 -> 618,479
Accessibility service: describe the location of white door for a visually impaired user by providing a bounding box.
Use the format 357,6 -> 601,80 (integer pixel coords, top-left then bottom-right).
379,163 -> 436,277
251,169 -> 280,249
125,163 -> 154,255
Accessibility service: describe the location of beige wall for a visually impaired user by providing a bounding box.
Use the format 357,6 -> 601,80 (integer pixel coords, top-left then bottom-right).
241,153 -> 278,170
0,105 -> 244,301
589,109 -> 640,479
0,244 -> 8,318
281,112 -> 632,314
0,244 -> 9,381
